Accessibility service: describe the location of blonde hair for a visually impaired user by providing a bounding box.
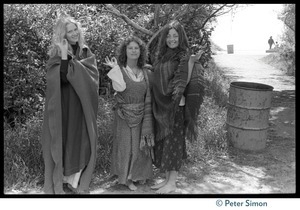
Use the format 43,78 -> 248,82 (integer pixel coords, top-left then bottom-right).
48,13 -> 85,58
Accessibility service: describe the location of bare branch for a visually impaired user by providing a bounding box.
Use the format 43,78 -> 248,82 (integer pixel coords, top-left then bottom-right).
200,4 -> 228,29
173,4 -> 190,20
103,4 -> 154,36
154,4 -> 161,28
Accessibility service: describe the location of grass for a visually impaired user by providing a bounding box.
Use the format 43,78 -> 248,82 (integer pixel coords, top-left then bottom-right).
4,113 -> 44,193
3,60 -> 231,193
260,48 -> 295,76
185,60 -> 230,163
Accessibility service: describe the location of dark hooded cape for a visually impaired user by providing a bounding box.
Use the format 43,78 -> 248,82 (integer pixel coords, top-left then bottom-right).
41,46 -> 99,194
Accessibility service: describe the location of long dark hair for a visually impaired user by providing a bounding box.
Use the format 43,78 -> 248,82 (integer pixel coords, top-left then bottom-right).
155,20 -> 189,62
116,36 -> 147,69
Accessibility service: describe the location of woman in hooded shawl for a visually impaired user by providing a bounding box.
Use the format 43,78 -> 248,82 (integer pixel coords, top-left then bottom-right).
104,36 -> 154,191
41,14 -> 99,194
149,20 -> 204,194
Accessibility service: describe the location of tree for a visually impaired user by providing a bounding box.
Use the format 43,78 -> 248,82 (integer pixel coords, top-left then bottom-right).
277,4 -> 295,49
102,4 -> 238,67
276,4 -> 295,76
4,4 -> 238,127
3,4 -> 132,125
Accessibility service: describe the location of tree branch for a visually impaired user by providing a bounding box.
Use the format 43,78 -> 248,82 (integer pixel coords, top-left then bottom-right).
200,4 -> 228,29
173,4 -> 190,20
154,4 -> 161,28
103,4 -> 154,36
284,16 -> 295,32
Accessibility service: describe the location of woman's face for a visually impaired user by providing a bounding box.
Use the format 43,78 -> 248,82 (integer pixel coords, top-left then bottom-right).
166,28 -> 179,49
66,23 -> 79,44
126,41 -> 140,60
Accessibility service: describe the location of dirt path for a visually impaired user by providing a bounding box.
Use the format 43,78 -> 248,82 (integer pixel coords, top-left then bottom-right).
86,52 -> 295,194
200,52 -> 295,194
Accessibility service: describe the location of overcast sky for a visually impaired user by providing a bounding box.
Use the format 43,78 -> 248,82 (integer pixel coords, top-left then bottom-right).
211,4 -> 284,52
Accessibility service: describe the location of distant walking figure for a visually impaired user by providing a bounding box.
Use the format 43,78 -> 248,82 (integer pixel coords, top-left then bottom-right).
268,36 -> 275,49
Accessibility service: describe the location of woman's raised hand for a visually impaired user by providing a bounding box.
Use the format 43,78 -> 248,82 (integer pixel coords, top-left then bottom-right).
104,56 -> 118,68
189,49 -> 205,63
55,38 -> 69,58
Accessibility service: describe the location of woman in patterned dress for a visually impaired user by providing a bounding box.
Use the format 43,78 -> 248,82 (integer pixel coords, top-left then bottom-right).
150,20 -> 201,194
104,36 -> 154,191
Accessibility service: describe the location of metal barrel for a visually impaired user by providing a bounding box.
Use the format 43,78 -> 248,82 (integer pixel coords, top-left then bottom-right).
226,81 -> 274,151
227,45 -> 234,54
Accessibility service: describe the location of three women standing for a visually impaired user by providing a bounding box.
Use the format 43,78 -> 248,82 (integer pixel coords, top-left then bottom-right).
104,36 -> 154,191
41,13 -> 201,194
41,14 -> 99,194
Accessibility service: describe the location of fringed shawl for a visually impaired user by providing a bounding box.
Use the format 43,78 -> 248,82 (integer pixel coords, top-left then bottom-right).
152,48 -> 190,141
140,68 -> 155,159
140,68 -> 154,140
184,61 -> 206,142
41,45 -> 99,194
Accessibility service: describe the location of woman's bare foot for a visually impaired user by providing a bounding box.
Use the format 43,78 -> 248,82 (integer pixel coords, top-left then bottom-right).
155,170 -> 177,193
155,182 -> 176,194
150,179 -> 168,189
139,180 -> 146,185
127,180 -> 137,191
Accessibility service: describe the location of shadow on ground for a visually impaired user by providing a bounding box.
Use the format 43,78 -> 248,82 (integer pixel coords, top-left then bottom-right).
161,90 -> 295,194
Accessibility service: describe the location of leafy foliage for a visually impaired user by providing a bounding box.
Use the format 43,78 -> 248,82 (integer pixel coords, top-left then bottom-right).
3,4 -> 133,123
276,4 -> 295,75
4,5 -> 48,120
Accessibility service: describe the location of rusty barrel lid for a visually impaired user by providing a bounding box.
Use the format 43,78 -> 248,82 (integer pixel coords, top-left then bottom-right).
230,81 -> 274,91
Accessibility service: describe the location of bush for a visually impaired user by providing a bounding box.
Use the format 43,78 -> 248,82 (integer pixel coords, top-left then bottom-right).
278,47 -> 295,76
4,112 -> 44,191
260,46 -> 295,76
204,60 -> 230,107
3,4 -> 134,125
95,96 -> 114,174
4,96 -> 115,192
4,5 -> 48,120
186,60 -> 229,162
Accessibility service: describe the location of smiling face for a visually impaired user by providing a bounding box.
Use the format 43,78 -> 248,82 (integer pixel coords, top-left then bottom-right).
66,23 -> 79,44
166,28 -> 179,49
126,41 -> 140,60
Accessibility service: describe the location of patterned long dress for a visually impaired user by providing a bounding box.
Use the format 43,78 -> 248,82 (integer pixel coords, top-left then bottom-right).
151,49 -> 189,173
110,67 -> 153,184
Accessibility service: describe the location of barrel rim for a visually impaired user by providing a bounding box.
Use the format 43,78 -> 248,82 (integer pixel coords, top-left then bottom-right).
230,81 -> 274,91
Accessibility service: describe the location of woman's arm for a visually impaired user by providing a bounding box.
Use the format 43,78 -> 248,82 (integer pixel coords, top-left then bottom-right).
107,65 -> 126,92
60,55 -> 73,83
171,51 -> 190,101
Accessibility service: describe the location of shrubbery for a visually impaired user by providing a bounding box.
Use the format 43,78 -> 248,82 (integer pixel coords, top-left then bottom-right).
3,4 -> 133,125
4,96 -> 115,192
4,60 -> 231,192
2,4 -> 232,192
278,47 -> 295,76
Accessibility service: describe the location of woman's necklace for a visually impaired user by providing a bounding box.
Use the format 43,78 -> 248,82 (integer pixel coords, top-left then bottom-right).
127,65 -> 140,78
